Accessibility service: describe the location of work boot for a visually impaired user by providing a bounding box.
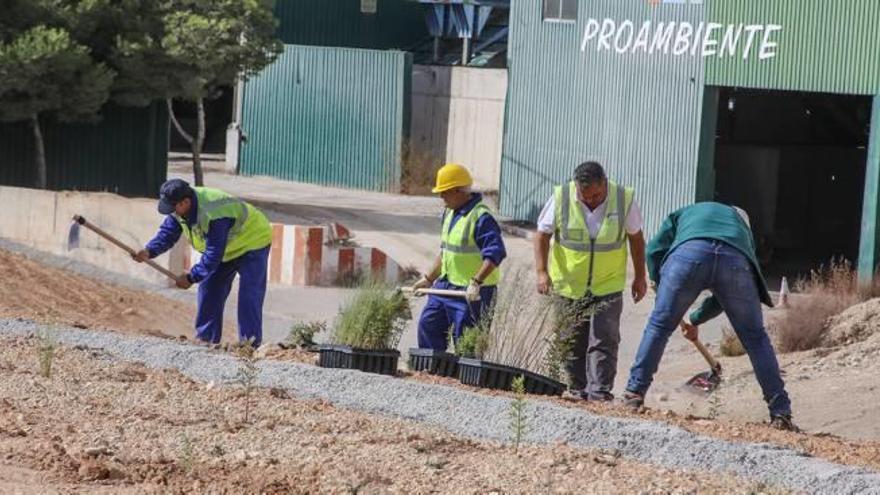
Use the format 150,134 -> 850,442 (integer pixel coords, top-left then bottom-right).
769,414 -> 800,433
621,391 -> 644,411
562,389 -> 588,401
585,391 -> 614,402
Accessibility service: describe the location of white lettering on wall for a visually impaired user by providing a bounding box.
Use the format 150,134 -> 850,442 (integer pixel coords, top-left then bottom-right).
598,19 -> 616,52
760,25 -> 782,60
673,22 -> 693,56
614,20 -> 635,53
580,18 -> 783,61
632,21 -> 652,54
702,23 -> 723,57
580,19 -> 601,52
650,22 -> 676,54
741,24 -> 764,60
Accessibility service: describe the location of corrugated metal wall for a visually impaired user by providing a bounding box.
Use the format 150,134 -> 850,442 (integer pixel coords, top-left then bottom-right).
706,0 -> 880,95
275,0 -> 428,50
501,0 -> 707,235
240,45 -> 412,191
0,102 -> 168,197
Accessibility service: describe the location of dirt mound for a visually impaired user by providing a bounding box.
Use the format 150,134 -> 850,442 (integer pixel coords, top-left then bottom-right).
823,297 -> 880,347
0,247 -> 196,339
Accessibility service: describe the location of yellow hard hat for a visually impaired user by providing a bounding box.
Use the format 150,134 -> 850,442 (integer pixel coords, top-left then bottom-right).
432,163 -> 473,193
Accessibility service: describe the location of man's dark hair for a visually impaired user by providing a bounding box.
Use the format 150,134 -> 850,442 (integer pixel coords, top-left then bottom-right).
573,161 -> 606,186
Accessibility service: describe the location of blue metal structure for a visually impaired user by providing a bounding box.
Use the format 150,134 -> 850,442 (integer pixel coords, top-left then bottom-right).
412,0 -> 510,66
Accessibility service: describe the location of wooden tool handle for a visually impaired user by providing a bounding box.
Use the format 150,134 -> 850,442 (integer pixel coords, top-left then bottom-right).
74,215 -> 179,281
691,338 -> 722,372
401,287 -> 472,299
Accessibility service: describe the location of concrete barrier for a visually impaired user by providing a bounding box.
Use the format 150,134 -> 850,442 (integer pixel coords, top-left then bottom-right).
185,222 -> 405,287
0,185 -> 187,287
0,185 -> 406,289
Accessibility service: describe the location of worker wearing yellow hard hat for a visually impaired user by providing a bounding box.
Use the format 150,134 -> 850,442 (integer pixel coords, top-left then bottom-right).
413,164 -> 507,351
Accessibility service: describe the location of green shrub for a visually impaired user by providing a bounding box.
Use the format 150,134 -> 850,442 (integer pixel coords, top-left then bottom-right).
455,327 -> 490,359
509,375 -> 528,453
333,283 -> 411,349
286,321 -> 325,349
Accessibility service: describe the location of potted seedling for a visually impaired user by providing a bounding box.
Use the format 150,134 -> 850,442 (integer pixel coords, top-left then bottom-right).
318,282 -> 411,376
450,277 -> 572,396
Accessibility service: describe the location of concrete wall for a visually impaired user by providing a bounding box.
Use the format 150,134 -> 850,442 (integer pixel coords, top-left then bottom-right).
0,186 -> 186,287
410,66 -> 507,191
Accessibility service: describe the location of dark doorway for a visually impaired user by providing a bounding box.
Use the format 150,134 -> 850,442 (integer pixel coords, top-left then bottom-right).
712,87 -> 872,283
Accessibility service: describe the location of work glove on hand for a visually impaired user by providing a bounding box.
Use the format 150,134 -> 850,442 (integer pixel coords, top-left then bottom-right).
466,279 -> 482,303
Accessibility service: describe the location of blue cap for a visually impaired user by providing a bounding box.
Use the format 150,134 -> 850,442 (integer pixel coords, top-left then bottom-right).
157,179 -> 193,214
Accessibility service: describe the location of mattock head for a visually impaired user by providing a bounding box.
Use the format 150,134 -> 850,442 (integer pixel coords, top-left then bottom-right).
67,215 -> 86,251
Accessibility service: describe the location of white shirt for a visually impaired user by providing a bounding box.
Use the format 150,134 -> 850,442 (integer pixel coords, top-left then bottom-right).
536,190 -> 643,238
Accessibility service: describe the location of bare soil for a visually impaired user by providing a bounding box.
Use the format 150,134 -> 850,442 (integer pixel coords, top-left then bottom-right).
262,348 -> 880,473
0,336 -> 778,494
0,248 -> 195,340
3,245 -> 880,481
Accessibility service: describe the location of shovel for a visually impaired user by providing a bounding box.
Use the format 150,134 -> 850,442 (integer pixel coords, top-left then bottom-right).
684,337 -> 723,394
400,287 -> 476,300
67,215 -> 179,282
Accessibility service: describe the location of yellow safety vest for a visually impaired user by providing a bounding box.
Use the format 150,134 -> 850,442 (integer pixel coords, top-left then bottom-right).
440,201 -> 500,287
177,187 -> 272,262
549,180 -> 634,299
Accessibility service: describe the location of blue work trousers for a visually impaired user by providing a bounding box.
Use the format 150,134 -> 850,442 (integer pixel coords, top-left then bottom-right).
417,283 -> 496,351
195,246 -> 269,347
626,239 -> 791,417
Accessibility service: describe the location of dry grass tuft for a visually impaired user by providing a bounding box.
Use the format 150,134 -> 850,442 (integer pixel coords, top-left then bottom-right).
719,327 -> 746,357
478,267 -> 598,381
400,143 -> 440,196
770,259 -> 862,353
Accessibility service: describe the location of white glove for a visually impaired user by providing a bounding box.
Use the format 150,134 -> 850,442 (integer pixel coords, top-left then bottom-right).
412,275 -> 432,291
466,279 -> 482,302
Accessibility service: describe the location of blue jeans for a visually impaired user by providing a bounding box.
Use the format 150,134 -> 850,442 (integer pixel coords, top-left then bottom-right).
196,246 -> 269,347
626,239 -> 791,417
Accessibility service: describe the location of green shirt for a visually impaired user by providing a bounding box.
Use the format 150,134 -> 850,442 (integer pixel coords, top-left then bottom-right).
647,202 -> 773,325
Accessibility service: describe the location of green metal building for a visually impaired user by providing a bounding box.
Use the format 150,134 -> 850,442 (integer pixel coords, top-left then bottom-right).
0,102 -> 169,197
239,45 -> 412,191
500,0 -> 880,283
274,0 -> 428,50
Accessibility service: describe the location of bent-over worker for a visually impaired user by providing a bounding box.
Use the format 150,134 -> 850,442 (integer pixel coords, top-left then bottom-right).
134,179 -> 272,347
623,202 -> 797,431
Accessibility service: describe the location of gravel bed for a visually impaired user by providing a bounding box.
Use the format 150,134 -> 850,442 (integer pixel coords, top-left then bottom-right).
3,319 -> 879,494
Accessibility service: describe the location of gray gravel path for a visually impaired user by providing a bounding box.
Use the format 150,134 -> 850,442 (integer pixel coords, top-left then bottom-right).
3,319 -> 878,494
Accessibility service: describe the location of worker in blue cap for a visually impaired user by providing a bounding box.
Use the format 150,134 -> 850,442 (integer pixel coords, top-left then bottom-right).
412,164 -> 507,350
133,179 -> 272,347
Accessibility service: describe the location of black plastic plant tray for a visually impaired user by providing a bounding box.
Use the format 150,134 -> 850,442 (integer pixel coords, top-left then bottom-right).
457,358 -> 565,396
457,358 -> 521,390
521,370 -> 566,396
407,348 -> 459,377
318,344 -> 399,376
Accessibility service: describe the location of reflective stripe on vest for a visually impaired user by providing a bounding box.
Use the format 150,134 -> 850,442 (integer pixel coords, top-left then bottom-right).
440,202 -> 500,287
557,182 -> 627,253
180,187 -> 271,262
549,180 -> 634,299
